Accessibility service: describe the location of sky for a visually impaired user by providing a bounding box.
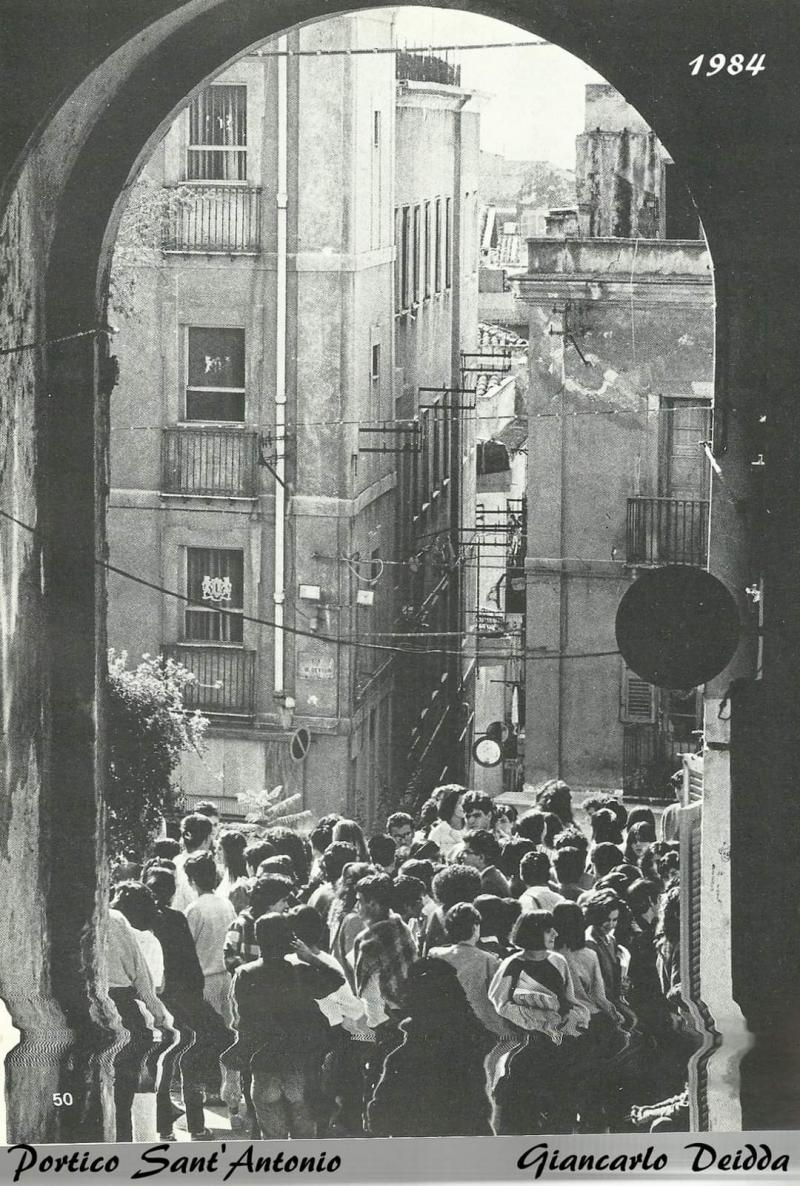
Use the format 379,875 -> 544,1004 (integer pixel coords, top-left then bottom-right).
390,7 -> 605,168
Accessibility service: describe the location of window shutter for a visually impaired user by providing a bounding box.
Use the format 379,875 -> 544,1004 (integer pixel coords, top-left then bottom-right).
620,666 -> 656,723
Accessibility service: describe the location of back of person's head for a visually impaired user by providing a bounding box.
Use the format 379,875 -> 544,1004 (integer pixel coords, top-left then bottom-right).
408,838 -> 441,861
497,836 -> 537,881
142,856 -> 176,878
512,909 -> 554,951
657,884 -> 681,943
443,901 -> 481,943
553,901 -> 587,950
513,810 -> 546,845
331,819 -> 368,861
462,828 -> 502,866
355,871 -> 394,915
255,911 -> 293,958
263,826 -> 311,884
583,889 -> 622,929
417,798 -> 440,832
431,864 -> 481,910
554,845 -> 585,885
535,779 -> 574,825
591,808 -> 623,845
615,863 -> 642,884
595,870 -> 630,896
627,877 -> 660,917
626,807 -> 656,831
584,794 -> 627,829
402,957 -> 474,1034
367,833 -> 396,868
398,858 -> 435,893
111,880 -> 158,931
553,825 -> 589,855
321,841 -> 358,884
540,811 -> 563,847
435,785 -> 464,824
336,861 -> 373,910
500,897 -> 523,941
592,842 -> 624,878
257,854 -> 297,882
180,812 -> 213,852
152,837 -> 181,861
310,815 -> 340,855
520,850 -> 552,887
473,894 -> 505,938
184,850 -> 218,892
393,875 -> 426,916
218,829 -> 248,877
144,865 -> 177,908
289,904 -> 327,949
250,873 -> 294,915
244,839 -> 276,876
194,800 -> 220,822
461,790 -> 494,820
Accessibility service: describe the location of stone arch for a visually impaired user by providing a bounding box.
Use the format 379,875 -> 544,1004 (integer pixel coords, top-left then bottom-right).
1,0 -> 777,1144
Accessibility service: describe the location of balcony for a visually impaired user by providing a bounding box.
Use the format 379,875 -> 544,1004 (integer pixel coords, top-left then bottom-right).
396,49 -> 461,87
162,184 -> 262,254
165,644 -> 256,717
622,724 -> 688,801
626,497 -> 709,568
162,426 -> 259,497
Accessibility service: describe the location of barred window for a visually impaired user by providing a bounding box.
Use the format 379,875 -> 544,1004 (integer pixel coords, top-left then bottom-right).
187,85 -> 247,182
185,548 -> 244,643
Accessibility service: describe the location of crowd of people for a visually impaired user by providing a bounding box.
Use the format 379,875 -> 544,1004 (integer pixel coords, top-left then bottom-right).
106,780 -> 698,1142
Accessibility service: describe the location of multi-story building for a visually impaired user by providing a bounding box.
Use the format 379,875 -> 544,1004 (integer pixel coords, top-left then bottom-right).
515,84 -> 713,797
107,16 -> 480,828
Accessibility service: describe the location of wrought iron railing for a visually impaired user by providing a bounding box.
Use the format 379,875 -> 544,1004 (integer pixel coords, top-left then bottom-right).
396,50 -> 461,87
626,497 -> 709,567
622,724 -> 688,800
162,426 -> 259,497
165,643 -> 256,716
162,184 -> 262,253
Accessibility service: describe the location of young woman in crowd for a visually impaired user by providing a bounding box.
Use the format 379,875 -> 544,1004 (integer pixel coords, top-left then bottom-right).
427,785 -> 467,859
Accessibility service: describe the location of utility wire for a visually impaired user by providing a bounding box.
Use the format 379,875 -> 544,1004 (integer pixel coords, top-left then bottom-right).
0,325 -> 114,358
254,39 -> 550,57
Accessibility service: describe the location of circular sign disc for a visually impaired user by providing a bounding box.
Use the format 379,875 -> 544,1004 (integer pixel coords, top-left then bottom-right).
289,726 -> 311,762
473,737 -> 503,768
615,565 -> 740,688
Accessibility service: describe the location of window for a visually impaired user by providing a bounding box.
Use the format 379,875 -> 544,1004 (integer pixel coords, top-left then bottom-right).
186,327 -> 245,421
432,407 -> 441,490
424,201 -> 432,298
187,85 -> 247,181
373,110 -> 381,149
370,342 -> 381,401
401,206 -> 411,310
445,196 -> 453,289
434,198 -> 442,293
620,666 -> 656,724
412,205 -> 422,305
185,548 -> 244,642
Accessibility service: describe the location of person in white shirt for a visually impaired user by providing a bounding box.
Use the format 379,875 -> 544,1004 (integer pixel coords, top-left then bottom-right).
518,850 -> 566,913
184,851 -> 236,1024
427,785 -> 466,860
172,813 -> 214,913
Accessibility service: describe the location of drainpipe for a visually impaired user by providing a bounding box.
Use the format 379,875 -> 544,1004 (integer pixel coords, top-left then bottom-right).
274,34 -> 288,698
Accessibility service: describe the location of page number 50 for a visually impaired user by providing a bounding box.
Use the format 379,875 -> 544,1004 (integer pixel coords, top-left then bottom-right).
53,1092 -> 74,1107
690,54 -> 765,76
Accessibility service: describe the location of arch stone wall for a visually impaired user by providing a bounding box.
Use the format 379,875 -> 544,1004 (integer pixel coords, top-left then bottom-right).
0,0 -> 798,1140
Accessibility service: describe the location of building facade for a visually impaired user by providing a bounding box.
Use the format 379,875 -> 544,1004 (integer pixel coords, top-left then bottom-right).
107,16 -> 480,827
516,85 -> 713,795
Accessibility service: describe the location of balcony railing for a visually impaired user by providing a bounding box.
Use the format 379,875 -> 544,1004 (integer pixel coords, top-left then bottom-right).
162,426 -> 259,497
165,644 -> 256,716
626,497 -> 709,567
396,49 -> 461,87
623,724 -> 688,800
162,184 -> 262,253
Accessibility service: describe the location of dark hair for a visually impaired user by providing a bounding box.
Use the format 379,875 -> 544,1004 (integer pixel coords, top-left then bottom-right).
408,838 -> 441,861
626,807 -> 656,831
520,850 -> 552,887
553,901 -> 587,951
218,830 -> 248,879
321,841 -> 358,884
263,826 -> 311,883
111,881 -> 158,931
367,834 -> 397,867
583,889 -> 622,929
584,794 -> 627,828
180,813 -> 213,850
250,873 -> 294,915
436,786 -> 465,825
592,842 -> 624,878
257,854 -> 296,882
535,779 -> 574,825
152,837 -> 181,860
540,812 -> 563,847
462,828 -> 501,866
513,810 -> 546,845
431,864 -> 481,910
553,826 -> 589,856
656,849 -> 680,886
398,858 -> 435,893
497,803 -> 518,825
386,812 -> 414,834
335,861 -> 373,912
144,865 -> 177,906
184,850 -> 218,892
627,877 -> 660,917
500,897 -> 523,941
244,840 -> 276,875
657,885 -> 680,944
595,871 -> 631,896
511,909 -> 554,951
418,798 -> 440,833
614,863 -> 643,885
194,801 -> 220,819
310,815 -> 340,854
497,836 -> 537,881
554,845 -> 585,885
444,902 -> 481,943
142,856 -> 176,878
290,904 -> 326,949
473,894 -> 505,939
331,819 -> 368,862
624,820 -> 657,863
393,875 -> 426,915
255,911 -> 293,957
461,791 -> 494,819
591,808 -> 623,845
400,957 -> 478,1035
355,871 -> 394,914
